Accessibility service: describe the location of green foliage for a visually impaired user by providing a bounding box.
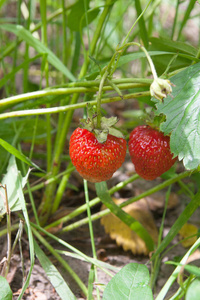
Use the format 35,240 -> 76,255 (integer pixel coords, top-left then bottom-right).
0,24 -> 76,81
67,0 -> 100,31
34,240 -> 77,300
186,279 -> 200,300
103,263 -> 153,300
0,276 -> 12,300
156,62 -> 200,170
0,156 -> 30,216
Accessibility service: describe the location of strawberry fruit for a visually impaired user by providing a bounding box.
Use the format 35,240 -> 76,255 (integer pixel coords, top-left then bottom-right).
69,128 -> 127,182
128,125 -> 177,180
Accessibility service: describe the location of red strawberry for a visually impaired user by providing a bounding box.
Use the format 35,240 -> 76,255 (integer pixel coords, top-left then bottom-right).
128,125 -> 177,180
69,128 -> 127,182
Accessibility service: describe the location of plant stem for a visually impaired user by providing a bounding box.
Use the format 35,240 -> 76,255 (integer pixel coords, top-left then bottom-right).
96,70 -> 108,129
60,170 -> 192,233
0,81 -> 151,108
51,162 -> 74,214
44,174 -> 139,231
0,91 -> 151,120
39,0 -> 115,223
84,180 -> 100,299
2,184 -> 12,277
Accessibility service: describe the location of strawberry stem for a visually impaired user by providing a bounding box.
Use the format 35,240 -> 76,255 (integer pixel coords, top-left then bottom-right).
96,70 -> 108,129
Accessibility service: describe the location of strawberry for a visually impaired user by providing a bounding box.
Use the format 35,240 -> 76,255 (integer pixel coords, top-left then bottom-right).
128,125 -> 177,180
69,127 -> 127,182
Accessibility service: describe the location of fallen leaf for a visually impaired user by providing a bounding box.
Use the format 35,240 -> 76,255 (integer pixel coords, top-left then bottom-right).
101,198 -> 158,255
179,223 -> 198,248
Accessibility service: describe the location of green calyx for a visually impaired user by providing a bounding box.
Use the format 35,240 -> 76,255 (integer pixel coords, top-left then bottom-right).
80,105 -> 124,143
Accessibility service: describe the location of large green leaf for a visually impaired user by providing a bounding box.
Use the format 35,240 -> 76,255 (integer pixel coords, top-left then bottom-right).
0,276 -> 12,300
156,62 -> 200,170
103,263 -> 153,300
186,279 -> 200,300
0,24 -> 76,82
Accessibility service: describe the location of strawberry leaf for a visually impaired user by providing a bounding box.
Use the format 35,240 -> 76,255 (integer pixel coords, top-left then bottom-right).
155,62 -> 200,170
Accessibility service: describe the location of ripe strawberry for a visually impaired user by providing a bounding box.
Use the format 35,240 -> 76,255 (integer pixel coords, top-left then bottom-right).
69,128 -> 127,182
128,125 -> 177,180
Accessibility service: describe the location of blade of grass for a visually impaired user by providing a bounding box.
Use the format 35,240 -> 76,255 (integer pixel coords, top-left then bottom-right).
151,188 -> 200,260
0,138 -> 44,172
16,169 -> 35,300
33,238 -> 77,300
95,181 -> 155,252
0,53 -> 43,90
135,0 -> 149,48
39,0 -> 52,173
84,179 -> 100,300
32,227 -> 87,297
177,0 -> 196,40
0,24 -> 76,81
150,186 -> 171,289
155,236 -> 200,300
31,222 -> 115,277
171,0 -> 180,39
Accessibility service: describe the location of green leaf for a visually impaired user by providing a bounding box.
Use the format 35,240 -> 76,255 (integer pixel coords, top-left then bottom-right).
0,24 -> 76,82
95,182 -> 155,252
102,263 -> 153,300
0,156 -> 30,216
34,240 -> 77,300
86,51 -> 198,80
16,165 -> 35,300
149,37 -> 197,56
177,0 -> 196,40
149,37 -> 198,74
0,54 -> 43,90
67,0 -> 100,31
186,279 -> 200,300
0,138 -> 44,172
135,0 -> 148,49
156,62 -> 200,170
166,262 -> 200,278
0,276 -> 12,300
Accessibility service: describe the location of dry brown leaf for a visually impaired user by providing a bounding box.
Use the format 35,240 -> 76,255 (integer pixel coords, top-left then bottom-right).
101,198 -> 158,255
179,223 -> 198,248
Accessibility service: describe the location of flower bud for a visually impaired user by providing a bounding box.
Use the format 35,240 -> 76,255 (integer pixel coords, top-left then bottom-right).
150,78 -> 173,101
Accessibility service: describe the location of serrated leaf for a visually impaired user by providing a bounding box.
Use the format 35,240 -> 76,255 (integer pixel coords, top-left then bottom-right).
0,276 -> 12,300
102,263 -> 153,300
186,279 -> 200,300
156,62 -> 200,170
